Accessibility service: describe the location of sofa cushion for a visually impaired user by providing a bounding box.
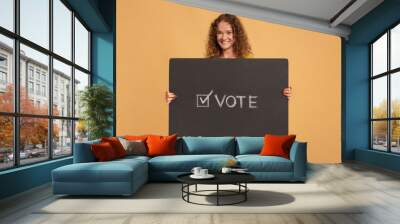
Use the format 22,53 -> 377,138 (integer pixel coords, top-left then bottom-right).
101,137 -> 127,158
118,138 -> 147,156
124,135 -> 148,141
73,140 -> 100,163
236,155 -> 293,172
147,134 -> 177,157
91,142 -> 118,161
236,137 -> 263,155
260,134 -> 296,159
181,137 -> 235,155
116,155 -> 150,163
149,154 -> 235,172
53,159 -> 147,183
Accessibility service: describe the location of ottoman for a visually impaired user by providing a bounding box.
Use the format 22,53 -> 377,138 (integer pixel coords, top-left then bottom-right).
52,158 -> 148,196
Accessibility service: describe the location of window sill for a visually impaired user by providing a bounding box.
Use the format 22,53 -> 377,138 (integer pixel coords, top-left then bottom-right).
0,156 -> 72,176
355,148 -> 400,172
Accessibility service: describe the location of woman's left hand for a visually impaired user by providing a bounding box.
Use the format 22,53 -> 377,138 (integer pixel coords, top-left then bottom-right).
283,87 -> 292,98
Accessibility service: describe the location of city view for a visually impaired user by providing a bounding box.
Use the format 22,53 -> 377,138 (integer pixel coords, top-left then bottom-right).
0,40 -> 89,170
0,0 -> 91,170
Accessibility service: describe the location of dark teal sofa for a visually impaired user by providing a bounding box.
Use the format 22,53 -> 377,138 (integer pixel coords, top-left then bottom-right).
52,137 -> 307,196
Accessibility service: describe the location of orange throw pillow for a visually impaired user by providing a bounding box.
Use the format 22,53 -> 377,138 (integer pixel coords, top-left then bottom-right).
146,134 -> 177,157
91,142 -> 117,161
124,135 -> 148,141
260,134 -> 296,159
101,137 -> 127,158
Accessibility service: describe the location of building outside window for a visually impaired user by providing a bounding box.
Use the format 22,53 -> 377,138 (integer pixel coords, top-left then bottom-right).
0,54 -> 8,89
371,22 -> 400,154
0,0 -> 91,170
35,70 -> 40,81
28,67 -> 34,80
28,81 -> 34,94
35,83 -> 40,95
42,85 -> 46,97
41,73 -> 46,83
0,54 -> 7,67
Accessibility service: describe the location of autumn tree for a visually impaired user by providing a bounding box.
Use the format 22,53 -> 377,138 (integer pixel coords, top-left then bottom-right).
0,85 -> 14,150
372,99 -> 400,143
0,84 -> 59,152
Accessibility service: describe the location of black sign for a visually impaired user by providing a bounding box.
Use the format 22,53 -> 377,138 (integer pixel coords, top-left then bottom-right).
169,59 -> 288,136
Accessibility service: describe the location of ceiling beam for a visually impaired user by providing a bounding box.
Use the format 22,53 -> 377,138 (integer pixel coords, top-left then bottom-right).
167,0 -> 351,38
330,0 -> 368,27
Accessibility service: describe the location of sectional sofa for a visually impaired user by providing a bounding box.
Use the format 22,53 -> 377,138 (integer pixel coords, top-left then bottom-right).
52,137 -> 307,196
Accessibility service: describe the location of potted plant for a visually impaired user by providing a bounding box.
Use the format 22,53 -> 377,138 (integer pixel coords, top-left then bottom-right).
79,84 -> 113,140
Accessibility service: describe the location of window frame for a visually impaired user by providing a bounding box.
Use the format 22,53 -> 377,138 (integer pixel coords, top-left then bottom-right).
0,0 -> 92,171
370,21 -> 400,154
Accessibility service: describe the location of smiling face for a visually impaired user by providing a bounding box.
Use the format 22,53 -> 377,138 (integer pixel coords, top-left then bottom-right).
216,21 -> 235,51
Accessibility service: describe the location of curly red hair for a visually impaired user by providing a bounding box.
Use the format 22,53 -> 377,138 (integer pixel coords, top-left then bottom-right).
206,14 -> 252,58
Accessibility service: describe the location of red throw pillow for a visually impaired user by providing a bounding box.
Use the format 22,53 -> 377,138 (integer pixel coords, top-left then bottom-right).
146,134 -> 177,157
101,137 -> 127,158
260,134 -> 296,159
91,142 -> 117,161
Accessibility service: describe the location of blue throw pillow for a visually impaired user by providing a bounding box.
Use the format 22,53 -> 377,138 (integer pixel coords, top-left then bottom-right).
236,137 -> 264,155
181,137 -> 235,155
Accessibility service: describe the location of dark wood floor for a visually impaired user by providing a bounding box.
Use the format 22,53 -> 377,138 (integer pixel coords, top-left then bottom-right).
1,162 -> 400,224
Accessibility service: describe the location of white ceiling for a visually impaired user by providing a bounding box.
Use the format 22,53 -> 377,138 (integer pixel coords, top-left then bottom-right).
168,0 -> 384,38
228,0 -> 352,22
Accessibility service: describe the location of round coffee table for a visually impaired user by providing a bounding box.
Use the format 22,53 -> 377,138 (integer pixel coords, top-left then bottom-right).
177,173 -> 255,206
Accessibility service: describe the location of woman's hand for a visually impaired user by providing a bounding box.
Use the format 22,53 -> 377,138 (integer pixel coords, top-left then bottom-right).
283,87 -> 292,99
166,91 -> 177,104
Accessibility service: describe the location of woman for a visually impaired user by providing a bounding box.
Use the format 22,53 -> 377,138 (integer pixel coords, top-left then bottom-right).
167,14 -> 291,103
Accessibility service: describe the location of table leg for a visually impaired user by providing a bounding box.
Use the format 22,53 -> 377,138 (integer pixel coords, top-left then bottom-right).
187,184 -> 190,202
217,184 -> 219,206
195,184 -> 198,192
245,183 -> 247,201
181,184 -> 183,199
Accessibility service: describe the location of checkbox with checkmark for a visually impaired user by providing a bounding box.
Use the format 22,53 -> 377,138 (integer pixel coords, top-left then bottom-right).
196,90 -> 214,108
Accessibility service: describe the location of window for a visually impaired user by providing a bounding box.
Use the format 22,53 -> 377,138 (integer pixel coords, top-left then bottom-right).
0,55 -> 7,67
53,0 -> 72,60
0,35 -> 13,113
0,0 -> 91,170
20,0 -> 49,49
53,59 -> 71,117
35,70 -> 40,81
74,69 -> 89,118
35,83 -> 40,95
28,67 -> 34,80
371,23 -> 400,154
0,0 -> 14,32
42,85 -> 46,97
28,81 -> 34,94
75,18 -> 89,70
0,71 -> 6,84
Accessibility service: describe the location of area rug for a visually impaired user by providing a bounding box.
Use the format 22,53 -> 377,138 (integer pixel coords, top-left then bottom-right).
37,183 -> 361,214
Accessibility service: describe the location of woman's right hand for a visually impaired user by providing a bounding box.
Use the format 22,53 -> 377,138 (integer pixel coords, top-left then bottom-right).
166,91 -> 177,104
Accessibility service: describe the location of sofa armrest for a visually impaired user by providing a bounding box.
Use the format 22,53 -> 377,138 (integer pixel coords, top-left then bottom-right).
73,140 -> 100,163
289,141 -> 307,181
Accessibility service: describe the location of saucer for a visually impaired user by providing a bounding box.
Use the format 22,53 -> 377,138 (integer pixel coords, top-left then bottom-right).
190,174 -> 215,179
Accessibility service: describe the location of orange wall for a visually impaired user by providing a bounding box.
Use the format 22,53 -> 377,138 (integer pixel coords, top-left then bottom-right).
116,0 -> 341,163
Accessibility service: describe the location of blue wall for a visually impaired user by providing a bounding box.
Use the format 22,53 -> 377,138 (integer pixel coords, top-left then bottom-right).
92,32 -> 114,136
0,0 -> 115,200
0,158 -> 72,199
344,0 -> 400,170
91,0 -> 115,135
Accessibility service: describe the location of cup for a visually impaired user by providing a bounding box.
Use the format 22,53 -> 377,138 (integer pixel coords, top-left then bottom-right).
221,167 -> 232,174
200,169 -> 208,176
191,167 -> 202,176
